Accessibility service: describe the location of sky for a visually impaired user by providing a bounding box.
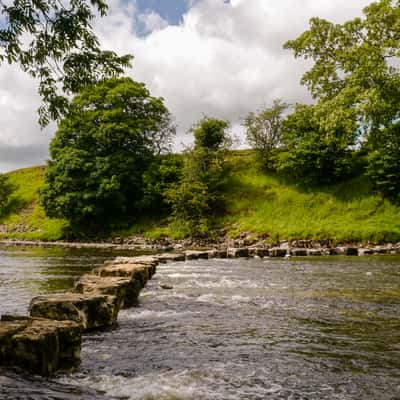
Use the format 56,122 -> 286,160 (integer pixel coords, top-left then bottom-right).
0,0 -> 372,172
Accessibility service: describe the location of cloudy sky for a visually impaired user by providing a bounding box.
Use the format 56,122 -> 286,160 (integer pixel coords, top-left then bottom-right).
0,0 -> 372,172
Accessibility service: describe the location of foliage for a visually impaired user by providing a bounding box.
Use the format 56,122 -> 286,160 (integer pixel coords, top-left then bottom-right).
40,77 -> 175,229
0,173 -> 14,215
243,99 -> 288,169
367,122 -> 400,201
0,0 -> 132,125
141,154 -> 184,213
166,117 -> 230,236
278,104 -> 353,186
284,0 -> 400,143
193,117 -> 230,151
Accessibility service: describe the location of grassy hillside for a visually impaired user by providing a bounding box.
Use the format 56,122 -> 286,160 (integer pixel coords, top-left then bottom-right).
0,166 -> 68,240
2,152 -> 400,243
218,152 -> 400,243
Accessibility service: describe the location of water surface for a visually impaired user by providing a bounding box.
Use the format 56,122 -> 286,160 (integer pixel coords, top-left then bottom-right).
1,251 -> 400,399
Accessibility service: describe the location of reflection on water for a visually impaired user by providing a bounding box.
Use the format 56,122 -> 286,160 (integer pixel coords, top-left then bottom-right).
1,251 -> 400,399
0,247 -> 134,315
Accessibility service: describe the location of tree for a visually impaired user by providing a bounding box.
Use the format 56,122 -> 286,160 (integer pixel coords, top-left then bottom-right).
367,122 -> 400,201
40,77 -> 175,229
284,0 -> 400,143
278,104 -> 353,186
0,0 -> 132,126
243,99 -> 288,169
166,117 -> 230,236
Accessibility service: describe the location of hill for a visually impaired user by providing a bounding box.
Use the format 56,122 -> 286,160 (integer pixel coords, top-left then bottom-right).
1,152 -> 400,243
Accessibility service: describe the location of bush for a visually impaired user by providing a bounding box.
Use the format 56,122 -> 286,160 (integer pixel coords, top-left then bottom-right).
367,122 -> 400,201
141,154 -> 184,213
0,174 -> 14,216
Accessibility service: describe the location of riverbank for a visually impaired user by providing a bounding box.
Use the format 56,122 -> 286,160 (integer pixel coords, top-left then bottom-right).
1,237 -> 399,257
2,154 -> 400,243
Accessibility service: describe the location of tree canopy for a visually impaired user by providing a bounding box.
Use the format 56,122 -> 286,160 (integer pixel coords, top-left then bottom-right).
40,77 -> 175,229
243,99 -> 288,170
284,0 -> 400,141
0,0 -> 132,125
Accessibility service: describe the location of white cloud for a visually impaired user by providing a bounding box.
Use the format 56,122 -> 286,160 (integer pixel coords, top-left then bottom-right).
0,0 -> 372,171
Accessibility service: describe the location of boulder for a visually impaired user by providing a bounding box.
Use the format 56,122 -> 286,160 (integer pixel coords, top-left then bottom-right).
0,317 -> 81,376
29,293 -> 120,331
74,274 -> 142,308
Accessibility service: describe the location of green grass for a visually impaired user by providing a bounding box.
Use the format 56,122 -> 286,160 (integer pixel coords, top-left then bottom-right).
2,153 -> 400,243
218,151 -> 400,243
0,166 -> 68,240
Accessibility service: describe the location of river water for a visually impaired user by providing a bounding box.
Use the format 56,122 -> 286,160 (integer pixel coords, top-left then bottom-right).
1,248 -> 400,399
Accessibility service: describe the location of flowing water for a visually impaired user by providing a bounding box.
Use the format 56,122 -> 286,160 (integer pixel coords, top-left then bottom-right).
1,249 -> 400,399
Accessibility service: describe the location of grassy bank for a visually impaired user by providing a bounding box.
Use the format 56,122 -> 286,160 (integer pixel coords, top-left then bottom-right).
0,166 -> 68,240
1,151 -> 400,243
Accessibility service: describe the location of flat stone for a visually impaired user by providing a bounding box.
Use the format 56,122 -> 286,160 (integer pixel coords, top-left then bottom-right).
29,293 -> 120,331
0,318 -> 81,376
106,256 -> 158,277
269,248 -> 287,257
359,248 -> 374,256
227,248 -> 249,258
344,247 -> 359,256
94,263 -> 151,288
156,253 -> 185,262
74,274 -> 142,308
290,248 -> 308,257
307,249 -> 322,256
185,250 -> 209,260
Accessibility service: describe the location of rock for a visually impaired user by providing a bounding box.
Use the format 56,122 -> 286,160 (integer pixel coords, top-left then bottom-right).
344,247 -> 359,256
156,253 -> 185,262
227,248 -> 249,258
29,293 -> 120,331
74,274 -> 142,308
106,256 -> 158,277
290,248 -> 308,257
94,263 -> 152,288
307,249 -> 322,256
269,248 -> 287,257
185,250 -> 209,260
160,284 -> 173,290
358,248 -> 374,256
213,249 -> 228,258
254,248 -> 269,258
0,318 -> 81,376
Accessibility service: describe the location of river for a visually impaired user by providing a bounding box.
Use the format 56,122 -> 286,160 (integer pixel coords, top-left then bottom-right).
1,248 -> 400,399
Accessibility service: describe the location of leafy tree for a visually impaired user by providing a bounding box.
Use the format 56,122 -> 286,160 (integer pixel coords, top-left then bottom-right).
141,154 -> 184,213
0,174 -> 14,216
40,77 -> 175,229
0,0 -> 132,125
278,104 -> 353,186
284,0 -> 400,142
243,99 -> 288,169
166,117 -> 230,236
367,122 -> 400,201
